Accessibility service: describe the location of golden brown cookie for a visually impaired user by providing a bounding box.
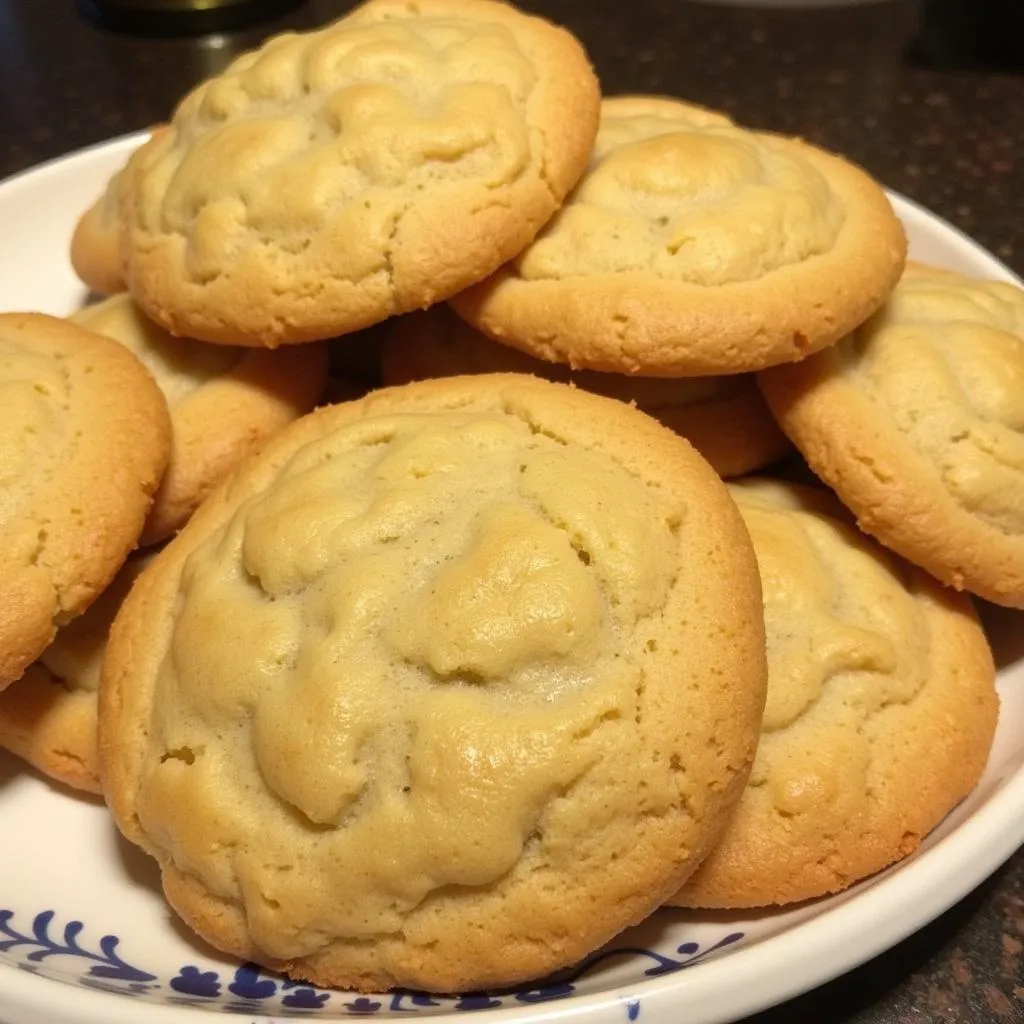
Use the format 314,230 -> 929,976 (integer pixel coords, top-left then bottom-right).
382,305 -> 789,477
0,313 -> 170,691
670,479 -> 998,909
72,295 -> 328,545
759,263 -> 1024,608
100,373 -> 766,993
69,127 -> 167,297
0,554 -> 153,794
120,0 -> 600,346
451,94 -> 906,376
70,166 -> 125,297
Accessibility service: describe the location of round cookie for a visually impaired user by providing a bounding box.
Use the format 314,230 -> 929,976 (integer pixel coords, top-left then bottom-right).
120,0 -> 601,346
0,554 -> 153,794
382,305 -> 790,477
70,127 -> 166,297
0,313 -> 170,691
450,94 -> 906,376
670,479 -> 998,909
100,373 -> 767,993
758,262 -> 1024,608
72,295 -> 329,545
70,165 -> 125,297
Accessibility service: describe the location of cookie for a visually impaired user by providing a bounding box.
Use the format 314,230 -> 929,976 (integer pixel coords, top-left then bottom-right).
69,127 -> 166,297
100,373 -> 766,993
72,294 -> 328,545
70,164 -> 125,297
758,262 -> 1024,608
450,95 -> 906,376
670,479 -> 998,909
382,305 -> 789,477
0,313 -> 170,691
120,0 -> 601,346
0,554 -> 152,794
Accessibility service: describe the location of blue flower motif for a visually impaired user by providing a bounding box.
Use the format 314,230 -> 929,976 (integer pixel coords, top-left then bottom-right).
344,996 -> 383,1013
170,965 -> 221,997
0,904 -> 749,1017
228,962 -> 278,1000
0,910 -> 156,984
676,932 -> 744,968
282,986 -> 330,1009
453,992 -> 503,1010
514,982 -> 575,1003
389,989 -> 443,1011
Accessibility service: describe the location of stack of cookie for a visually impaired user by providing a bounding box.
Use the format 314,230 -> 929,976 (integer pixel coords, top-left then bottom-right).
0,0 -> 1018,998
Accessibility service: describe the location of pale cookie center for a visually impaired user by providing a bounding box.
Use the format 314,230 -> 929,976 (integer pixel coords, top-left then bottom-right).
72,301 -> 241,408
851,278 -> 1024,535
139,18 -> 538,287
736,496 -> 929,821
137,409 -> 680,958
516,114 -> 843,287
0,341 -> 71,557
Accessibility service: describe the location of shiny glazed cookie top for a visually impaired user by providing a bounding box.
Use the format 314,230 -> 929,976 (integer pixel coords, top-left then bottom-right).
137,403 -> 684,959
73,296 -> 240,407
133,1 -> 561,289
843,264 -> 1024,535
730,481 -> 929,818
516,97 -> 844,287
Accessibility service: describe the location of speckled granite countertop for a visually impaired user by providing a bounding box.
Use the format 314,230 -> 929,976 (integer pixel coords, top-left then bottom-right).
0,1 -> 1021,1020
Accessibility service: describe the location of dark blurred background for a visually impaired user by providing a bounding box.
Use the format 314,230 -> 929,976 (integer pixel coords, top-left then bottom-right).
2,0 -> 1018,266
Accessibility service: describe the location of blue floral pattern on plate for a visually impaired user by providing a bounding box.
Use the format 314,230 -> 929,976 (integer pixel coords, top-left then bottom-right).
0,907 -> 744,1018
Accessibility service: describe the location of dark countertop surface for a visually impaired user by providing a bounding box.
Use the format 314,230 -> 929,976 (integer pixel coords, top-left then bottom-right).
0,1 -> 1021,1021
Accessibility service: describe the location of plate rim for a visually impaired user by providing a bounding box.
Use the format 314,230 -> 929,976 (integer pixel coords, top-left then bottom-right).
0,133 -> 1021,1024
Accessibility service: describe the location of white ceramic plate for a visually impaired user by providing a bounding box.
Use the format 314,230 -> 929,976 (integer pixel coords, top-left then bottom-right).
0,136 -> 1022,1024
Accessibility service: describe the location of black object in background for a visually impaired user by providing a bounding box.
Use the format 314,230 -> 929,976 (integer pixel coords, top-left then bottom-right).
909,0 -> 1024,71
79,0 -> 308,36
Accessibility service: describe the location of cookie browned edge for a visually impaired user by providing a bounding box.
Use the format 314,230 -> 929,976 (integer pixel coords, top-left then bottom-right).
450,95 -> 907,377
381,307 -> 790,477
0,314 -> 171,690
70,177 -> 125,297
669,487 -> 998,907
121,0 -> 601,347
0,664 -> 102,794
99,372 -> 766,993
758,344 -> 1024,608
139,342 -> 330,545
70,126 -> 167,298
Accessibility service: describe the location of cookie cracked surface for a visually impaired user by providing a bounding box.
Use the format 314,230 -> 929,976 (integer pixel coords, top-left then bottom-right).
0,313 -> 170,691
121,0 -> 600,346
759,263 -> 1024,607
100,373 -> 766,993
670,480 -> 998,908
451,95 -> 906,375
